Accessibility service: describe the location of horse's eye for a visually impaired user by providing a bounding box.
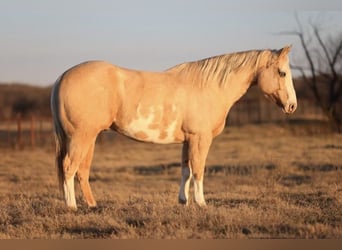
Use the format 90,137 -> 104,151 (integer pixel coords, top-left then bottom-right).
279,70 -> 286,78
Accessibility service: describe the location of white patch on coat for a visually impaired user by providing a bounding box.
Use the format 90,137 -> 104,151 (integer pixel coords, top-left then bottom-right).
125,104 -> 178,144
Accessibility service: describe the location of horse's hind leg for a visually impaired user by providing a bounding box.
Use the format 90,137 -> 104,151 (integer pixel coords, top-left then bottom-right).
77,141 -> 97,207
63,134 -> 95,209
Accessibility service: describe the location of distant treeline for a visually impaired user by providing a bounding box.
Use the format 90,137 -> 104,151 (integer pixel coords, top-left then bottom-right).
0,83 -> 52,119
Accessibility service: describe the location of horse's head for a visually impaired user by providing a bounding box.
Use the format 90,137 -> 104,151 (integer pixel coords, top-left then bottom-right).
257,46 -> 297,114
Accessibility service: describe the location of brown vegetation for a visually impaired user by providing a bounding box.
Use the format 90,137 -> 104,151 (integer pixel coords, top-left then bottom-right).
286,15 -> 342,132
0,83 -> 51,119
0,80 -> 340,238
0,125 -> 341,239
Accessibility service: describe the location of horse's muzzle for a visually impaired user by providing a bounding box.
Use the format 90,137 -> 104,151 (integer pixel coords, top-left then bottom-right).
283,102 -> 297,114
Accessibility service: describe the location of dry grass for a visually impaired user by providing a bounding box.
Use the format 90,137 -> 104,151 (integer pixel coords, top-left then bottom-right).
0,124 -> 341,239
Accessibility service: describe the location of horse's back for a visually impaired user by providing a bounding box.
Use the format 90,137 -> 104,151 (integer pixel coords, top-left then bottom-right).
53,61 -> 188,142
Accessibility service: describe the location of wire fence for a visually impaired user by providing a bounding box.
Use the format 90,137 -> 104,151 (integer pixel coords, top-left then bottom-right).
227,99 -> 325,125
0,99 -> 327,150
0,115 -> 54,150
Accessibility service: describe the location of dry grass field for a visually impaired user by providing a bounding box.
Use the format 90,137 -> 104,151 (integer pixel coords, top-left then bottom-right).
0,124 -> 341,239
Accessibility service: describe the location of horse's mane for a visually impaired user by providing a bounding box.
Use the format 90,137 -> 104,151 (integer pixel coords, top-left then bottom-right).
167,49 -> 275,87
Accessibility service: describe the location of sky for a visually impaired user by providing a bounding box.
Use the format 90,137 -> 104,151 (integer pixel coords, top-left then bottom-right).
0,0 -> 341,86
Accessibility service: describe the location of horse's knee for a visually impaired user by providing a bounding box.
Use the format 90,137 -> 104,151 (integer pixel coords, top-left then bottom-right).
63,156 -> 71,177
192,167 -> 204,182
63,155 -> 79,179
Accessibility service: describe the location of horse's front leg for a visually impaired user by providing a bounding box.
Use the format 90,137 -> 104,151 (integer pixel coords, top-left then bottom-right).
188,133 -> 212,206
178,142 -> 192,205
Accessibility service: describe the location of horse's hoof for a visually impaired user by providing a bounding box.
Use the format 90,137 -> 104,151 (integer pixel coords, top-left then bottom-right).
178,198 -> 188,205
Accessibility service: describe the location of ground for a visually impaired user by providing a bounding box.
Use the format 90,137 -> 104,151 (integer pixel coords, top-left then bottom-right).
0,124 -> 341,239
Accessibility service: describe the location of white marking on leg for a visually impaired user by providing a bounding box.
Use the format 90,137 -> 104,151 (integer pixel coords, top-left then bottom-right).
178,166 -> 192,205
194,178 -> 206,206
64,174 -> 77,209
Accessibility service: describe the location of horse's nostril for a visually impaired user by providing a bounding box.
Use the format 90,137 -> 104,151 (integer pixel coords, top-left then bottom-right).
289,103 -> 296,112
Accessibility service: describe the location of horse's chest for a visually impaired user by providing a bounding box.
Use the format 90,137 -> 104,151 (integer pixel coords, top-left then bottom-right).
122,104 -> 179,144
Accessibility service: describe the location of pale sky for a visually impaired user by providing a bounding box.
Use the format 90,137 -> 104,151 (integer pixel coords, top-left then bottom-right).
0,0 -> 341,85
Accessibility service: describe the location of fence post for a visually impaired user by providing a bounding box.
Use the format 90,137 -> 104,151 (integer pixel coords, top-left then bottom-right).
30,115 -> 36,149
7,119 -> 11,147
38,117 -> 42,146
16,113 -> 22,149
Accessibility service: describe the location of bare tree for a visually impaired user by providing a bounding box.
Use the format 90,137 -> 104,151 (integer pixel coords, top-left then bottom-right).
286,14 -> 342,132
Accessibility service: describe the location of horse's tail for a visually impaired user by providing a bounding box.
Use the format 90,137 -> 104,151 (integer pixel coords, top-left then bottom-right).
51,76 -> 67,195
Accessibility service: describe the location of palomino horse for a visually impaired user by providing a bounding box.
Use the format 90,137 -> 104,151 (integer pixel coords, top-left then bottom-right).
51,46 -> 297,209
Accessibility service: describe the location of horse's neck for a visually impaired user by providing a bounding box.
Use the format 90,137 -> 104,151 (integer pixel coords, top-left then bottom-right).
169,65 -> 257,111
221,69 -> 257,109
168,50 -> 271,109
219,52 -> 270,109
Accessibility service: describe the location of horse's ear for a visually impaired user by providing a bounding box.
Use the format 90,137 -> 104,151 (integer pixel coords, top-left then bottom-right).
278,45 -> 292,59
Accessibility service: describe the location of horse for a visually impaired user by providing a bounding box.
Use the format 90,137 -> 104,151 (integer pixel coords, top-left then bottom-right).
51,46 -> 297,209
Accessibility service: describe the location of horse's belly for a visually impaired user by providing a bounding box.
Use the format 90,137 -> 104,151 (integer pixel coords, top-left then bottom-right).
118,104 -> 182,144
123,120 -> 178,144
